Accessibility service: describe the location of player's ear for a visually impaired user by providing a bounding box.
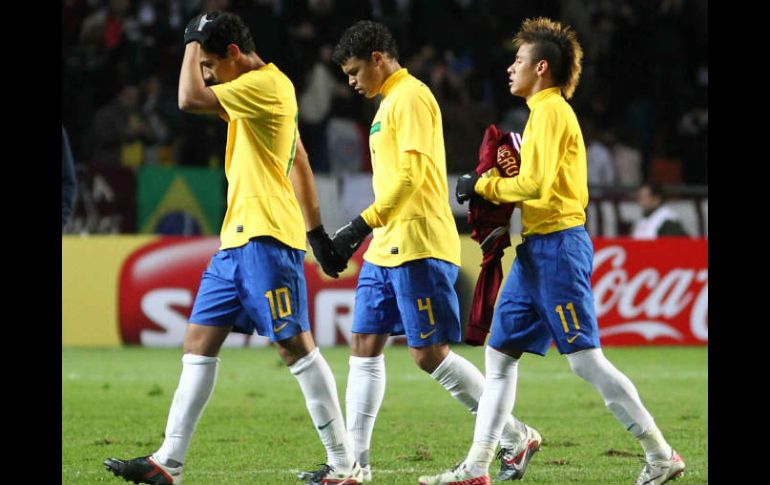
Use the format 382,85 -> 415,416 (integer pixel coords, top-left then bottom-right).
536,59 -> 549,77
227,43 -> 242,60
371,51 -> 384,67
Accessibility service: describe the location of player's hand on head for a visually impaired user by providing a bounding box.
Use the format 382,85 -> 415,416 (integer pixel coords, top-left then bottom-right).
184,12 -> 219,45
307,225 -> 347,278
331,216 -> 372,262
456,172 -> 480,204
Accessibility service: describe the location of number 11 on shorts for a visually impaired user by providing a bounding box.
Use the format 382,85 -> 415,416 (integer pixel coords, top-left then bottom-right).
555,302 -> 580,333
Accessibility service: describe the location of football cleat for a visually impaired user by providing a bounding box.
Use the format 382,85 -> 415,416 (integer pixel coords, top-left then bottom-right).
104,455 -> 182,485
417,463 -> 491,485
634,450 -> 685,485
496,425 -> 542,480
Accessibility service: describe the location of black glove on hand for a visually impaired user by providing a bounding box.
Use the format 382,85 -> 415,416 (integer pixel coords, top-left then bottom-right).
332,215 -> 372,262
184,12 -> 219,45
307,225 -> 347,278
456,172 -> 480,204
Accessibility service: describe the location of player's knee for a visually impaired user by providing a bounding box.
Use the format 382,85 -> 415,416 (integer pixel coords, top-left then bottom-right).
410,344 -> 449,373
566,348 -> 603,381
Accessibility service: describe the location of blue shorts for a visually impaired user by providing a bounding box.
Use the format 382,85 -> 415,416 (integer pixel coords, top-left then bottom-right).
353,258 -> 461,348
488,226 -> 601,355
189,237 -> 310,342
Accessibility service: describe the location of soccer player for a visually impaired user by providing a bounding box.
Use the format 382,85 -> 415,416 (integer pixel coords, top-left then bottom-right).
325,20 -> 540,483
419,17 -> 685,485
103,12 -> 361,485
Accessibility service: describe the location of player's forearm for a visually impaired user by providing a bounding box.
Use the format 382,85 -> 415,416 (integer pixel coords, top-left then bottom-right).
289,138 -> 322,231
475,174 -> 541,203
361,151 -> 424,228
178,44 -> 211,113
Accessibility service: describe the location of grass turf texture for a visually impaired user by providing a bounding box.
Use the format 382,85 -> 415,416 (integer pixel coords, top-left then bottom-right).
63,346 -> 707,484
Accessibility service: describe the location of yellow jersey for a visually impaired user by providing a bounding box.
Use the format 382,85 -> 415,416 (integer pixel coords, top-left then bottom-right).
475,87 -> 588,236
361,68 -> 461,267
210,63 -> 305,251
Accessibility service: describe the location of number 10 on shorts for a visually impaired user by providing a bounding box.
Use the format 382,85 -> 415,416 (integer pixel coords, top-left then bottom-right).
265,287 -> 292,319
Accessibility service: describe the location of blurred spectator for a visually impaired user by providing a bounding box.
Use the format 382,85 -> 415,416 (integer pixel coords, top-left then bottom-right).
299,44 -> 341,172
141,75 -> 182,164
612,126 -> 643,187
61,0 -> 706,183
585,121 -> 616,187
90,83 -> 155,167
631,183 -> 689,239
62,126 -> 78,230
677,90 -> 708,185
327,117 -> 367,175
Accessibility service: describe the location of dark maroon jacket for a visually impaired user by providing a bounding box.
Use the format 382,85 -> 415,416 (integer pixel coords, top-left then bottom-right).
465,125 -> 522,346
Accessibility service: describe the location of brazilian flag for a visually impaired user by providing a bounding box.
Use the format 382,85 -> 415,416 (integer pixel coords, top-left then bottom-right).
138,166 -> 225,235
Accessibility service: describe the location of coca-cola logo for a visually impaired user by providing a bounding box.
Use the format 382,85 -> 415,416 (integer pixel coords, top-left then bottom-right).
592,241 -> 708,344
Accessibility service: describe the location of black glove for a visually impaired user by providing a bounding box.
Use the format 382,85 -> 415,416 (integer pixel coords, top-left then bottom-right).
332,215 -> 372,262
456,172 -> 480,204
307,225 -> 347,278
184,12 -> 219,45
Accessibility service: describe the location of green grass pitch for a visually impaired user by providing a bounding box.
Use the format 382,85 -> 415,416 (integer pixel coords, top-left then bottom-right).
63,346 -> 707,484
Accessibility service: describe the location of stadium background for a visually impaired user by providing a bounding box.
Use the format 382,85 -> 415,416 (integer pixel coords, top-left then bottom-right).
61,1 -> 707,484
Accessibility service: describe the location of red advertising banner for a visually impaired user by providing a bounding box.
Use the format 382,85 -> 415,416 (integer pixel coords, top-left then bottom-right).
591,239 -> 708,345
116,237 -> 707,347
117,237 -> 374,348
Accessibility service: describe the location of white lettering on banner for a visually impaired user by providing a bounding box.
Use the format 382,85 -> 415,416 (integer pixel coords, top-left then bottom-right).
691,270 -> 708,340
593,245 -> 708,342
140,288 -> 256,347
599,321 -> 684,341
314,289 -> 357,346
140,289 -> 191,346
648,269 -> 694,318
593,246 -> 626,316
617,268 -> 657,318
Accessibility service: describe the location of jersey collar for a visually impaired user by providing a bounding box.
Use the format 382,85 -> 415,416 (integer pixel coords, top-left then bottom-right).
526,87 -> 562,109
380,68 -> 409,97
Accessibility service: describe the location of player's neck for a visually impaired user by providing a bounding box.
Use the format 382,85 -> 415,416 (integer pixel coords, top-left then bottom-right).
242,53 -> 266,73
381,61 -> 402,83
525,80 -> 557,101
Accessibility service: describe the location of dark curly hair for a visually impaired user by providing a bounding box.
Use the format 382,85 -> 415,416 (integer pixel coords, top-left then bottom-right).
514,17 -> 583,99
332,20 -> 398,65
201,11 -> 256,58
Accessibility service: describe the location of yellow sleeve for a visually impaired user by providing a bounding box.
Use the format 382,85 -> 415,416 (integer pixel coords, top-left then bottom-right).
361,150 -> 426,228
475,106 -> 565,203
392,91 -> 434,155
210,71 -> 278,121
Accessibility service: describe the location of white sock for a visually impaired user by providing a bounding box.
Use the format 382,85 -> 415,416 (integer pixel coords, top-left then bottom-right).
154,354 -> 219,466
567,348 -> 672,461
289,348 -> 353,470
430,351 -> 526,449
465,442 -> 496,476
345,354 -> 386,467
467,347 -> 521,473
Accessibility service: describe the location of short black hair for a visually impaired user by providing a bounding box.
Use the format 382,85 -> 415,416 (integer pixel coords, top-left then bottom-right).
332,20 -> 398,65
201,11 -> 256,58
